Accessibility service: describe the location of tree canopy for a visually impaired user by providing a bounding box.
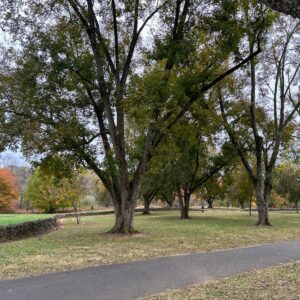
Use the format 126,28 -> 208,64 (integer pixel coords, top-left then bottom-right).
0,0 -> 299,231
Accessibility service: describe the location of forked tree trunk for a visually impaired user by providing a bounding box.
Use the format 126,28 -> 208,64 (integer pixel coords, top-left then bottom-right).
107,184 -> 140,234
255,183 -> 271,226
108,200 -> 136,234
142,190 -> 157,215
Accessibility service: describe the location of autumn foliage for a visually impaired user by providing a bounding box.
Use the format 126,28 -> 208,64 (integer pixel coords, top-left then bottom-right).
0,168 -> 19,212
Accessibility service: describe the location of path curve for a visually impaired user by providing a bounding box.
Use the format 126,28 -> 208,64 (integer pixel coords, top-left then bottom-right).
1,240 -> 300,300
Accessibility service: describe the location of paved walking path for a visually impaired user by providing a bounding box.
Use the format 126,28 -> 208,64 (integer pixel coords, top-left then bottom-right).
1,240 -> 300,300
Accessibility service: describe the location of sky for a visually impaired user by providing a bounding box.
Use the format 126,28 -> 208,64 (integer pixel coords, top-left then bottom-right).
0,151 -> 30,167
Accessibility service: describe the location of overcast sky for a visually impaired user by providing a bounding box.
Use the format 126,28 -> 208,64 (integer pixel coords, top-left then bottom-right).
0,151 -> 30,167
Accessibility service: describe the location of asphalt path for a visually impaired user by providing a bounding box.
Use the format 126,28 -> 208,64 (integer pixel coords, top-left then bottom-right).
1,240 -> 300,300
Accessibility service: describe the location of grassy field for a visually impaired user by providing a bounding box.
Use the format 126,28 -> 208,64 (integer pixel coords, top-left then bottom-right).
142,262 -> 300,300
0,210 -> 299,280
0,214 -> 51,225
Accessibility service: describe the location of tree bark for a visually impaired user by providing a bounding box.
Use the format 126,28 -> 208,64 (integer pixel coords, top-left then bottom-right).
143,197 -> 151,215
207,199 -> 214,209
105,182 -> 141,234
260,0 -> 300,18
296,201 -> 299,214
181,205 -> 189,219
254,182 -> 271,226
249,191 -> 253,216
178,188 -> 191,219
108,199 -> 136,234
73,202 -> 81,225
142,189 -> 158,215
181,192 -> 190,219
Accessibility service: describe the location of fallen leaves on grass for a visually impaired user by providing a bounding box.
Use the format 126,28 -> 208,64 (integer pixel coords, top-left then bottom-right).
141,263 -> 300,300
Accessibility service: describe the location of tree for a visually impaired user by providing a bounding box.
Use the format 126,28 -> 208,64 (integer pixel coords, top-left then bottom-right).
141,188 -> 159,215
274,162 -> 300,213
199,176 -> 225,209
289,175 -> 300,213
59,173 -> 89,223
139,108 -> 232,219
226,163 -> 254,213
217,14 -> 300,225
0,0 -> 265,233
0,168 -> 18,212
8,165 -> 31,209
25,168 -> 66,213
25,167 -> 86,213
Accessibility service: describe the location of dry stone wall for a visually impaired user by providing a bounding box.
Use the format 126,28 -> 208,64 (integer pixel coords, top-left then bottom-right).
0,217 -> 58,242
0,208 -> 178,242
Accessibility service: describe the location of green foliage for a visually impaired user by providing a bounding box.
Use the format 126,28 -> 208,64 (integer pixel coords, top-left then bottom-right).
225,163 -> 254,208
140,102 -> 235,204
25,168 -> 66,213
274,162 -> 300,207
198,176 -> 224,208
25,167 -> 87,213
0,0 -> 285,230
0,17 -> 99,163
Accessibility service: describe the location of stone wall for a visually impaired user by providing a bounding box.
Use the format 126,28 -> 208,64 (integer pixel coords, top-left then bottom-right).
0,207 -> 178,242
0,217 -> 58,242
55,207 -> 178,219
55,210 -> 115,219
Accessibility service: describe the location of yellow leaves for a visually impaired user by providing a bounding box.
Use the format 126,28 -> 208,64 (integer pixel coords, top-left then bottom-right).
25,168 -> 85,212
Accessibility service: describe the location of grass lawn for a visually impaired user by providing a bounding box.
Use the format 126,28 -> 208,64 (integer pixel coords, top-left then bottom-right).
0,214 -> 51,225
0,210 -> 299,280
141,262 -> 300,300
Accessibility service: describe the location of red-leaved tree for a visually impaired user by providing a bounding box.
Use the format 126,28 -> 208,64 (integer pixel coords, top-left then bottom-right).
0,168 -> 19,212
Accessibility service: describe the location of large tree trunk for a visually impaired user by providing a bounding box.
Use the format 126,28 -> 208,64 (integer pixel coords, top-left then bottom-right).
254,182 -> 271,226
181,205 -> 189,219
182,191 -> 191,219
108,200 -> 136,234
178,188 -> 191,219
107,183 -> 141,234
